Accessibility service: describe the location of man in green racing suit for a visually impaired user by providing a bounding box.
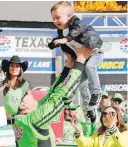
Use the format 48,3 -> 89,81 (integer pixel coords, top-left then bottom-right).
5,48 -> 94,147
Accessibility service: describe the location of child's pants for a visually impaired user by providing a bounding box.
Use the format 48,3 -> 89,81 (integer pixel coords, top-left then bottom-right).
79,52 -> 103,110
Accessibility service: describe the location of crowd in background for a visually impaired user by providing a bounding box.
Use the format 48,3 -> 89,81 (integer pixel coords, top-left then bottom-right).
0,57 -> 128,146
62,91 -> 128,141
0,2 -> 127,146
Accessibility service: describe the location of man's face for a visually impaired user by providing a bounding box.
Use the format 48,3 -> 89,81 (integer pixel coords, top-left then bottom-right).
111,100 -> 119,108
100,96 -> 110,110
64,109 -> 77,121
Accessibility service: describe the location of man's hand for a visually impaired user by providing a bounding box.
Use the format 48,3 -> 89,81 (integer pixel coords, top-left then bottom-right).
19,91 -> 38,114
53,38 -> 68,46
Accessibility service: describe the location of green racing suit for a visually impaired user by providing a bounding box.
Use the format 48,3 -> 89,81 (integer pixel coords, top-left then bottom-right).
14,62 -> 84,147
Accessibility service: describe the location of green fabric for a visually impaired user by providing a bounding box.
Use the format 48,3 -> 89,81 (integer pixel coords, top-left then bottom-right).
17,125 -> 55,147
17,124 -> 37,147
15,68 -> 82,142
82,121 -> 96,137
67,102 -> 80,110
17,73 -> 63,147
4,81 -> 29,115
3,80 -> 57,147
3,81 -> 37,147
82,109 -> 102,137
102,91 -> 108,97
38,74 -> 61,106
112,93 -> 124,101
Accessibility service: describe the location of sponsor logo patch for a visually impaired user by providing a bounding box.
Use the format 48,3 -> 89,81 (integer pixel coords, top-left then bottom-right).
62,74 -> 71,87
0,36 -> 11,52
120,38 -> 128,53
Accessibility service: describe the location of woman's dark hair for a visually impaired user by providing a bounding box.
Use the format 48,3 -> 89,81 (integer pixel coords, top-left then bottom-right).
3,66 -> 26,96
98,106 -> 128,135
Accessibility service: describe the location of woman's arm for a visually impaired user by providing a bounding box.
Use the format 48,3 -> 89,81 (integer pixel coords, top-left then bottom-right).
72,118 -> 94,147
74,133 -> 94,147
109,126 -> 128,147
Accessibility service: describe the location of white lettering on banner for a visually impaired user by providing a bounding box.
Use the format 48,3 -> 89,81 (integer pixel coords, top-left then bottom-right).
33,61 -> 51,68
15,48 -> 51,53
14,36 -> 55,57
28,61 -> 33,67
30,48 -> 50,52
15,48 -> 29,52
15,36 -> 52,48
102,84 -> 128,92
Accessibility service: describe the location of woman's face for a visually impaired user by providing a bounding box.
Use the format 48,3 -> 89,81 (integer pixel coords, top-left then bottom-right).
9,63 -> 21,77
102,107 -> 117,127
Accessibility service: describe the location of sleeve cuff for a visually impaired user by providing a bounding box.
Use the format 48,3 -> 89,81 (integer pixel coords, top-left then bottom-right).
48,38 -> 60,49
66,34 -> 73,42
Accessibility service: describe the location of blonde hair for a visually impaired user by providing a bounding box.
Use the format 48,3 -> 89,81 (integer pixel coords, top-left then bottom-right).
51,1 -> 73,15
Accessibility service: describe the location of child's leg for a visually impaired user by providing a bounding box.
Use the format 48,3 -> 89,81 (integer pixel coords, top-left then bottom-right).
84,52 -> 103,123
52,52 -> 76,91
15,61 -> 84,140
79,76 -> 91,110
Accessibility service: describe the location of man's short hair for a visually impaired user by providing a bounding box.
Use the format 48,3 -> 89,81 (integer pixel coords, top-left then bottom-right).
51,1 -> 73,14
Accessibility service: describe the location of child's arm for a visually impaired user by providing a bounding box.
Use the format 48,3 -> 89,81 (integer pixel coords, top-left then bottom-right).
48,37 -> 60,49
53,17 -> 85,45
66,17 -> 85,42
66,17 -> 103,49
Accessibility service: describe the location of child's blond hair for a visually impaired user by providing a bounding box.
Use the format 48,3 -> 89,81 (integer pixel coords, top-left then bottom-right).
51,1 -> 74,15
